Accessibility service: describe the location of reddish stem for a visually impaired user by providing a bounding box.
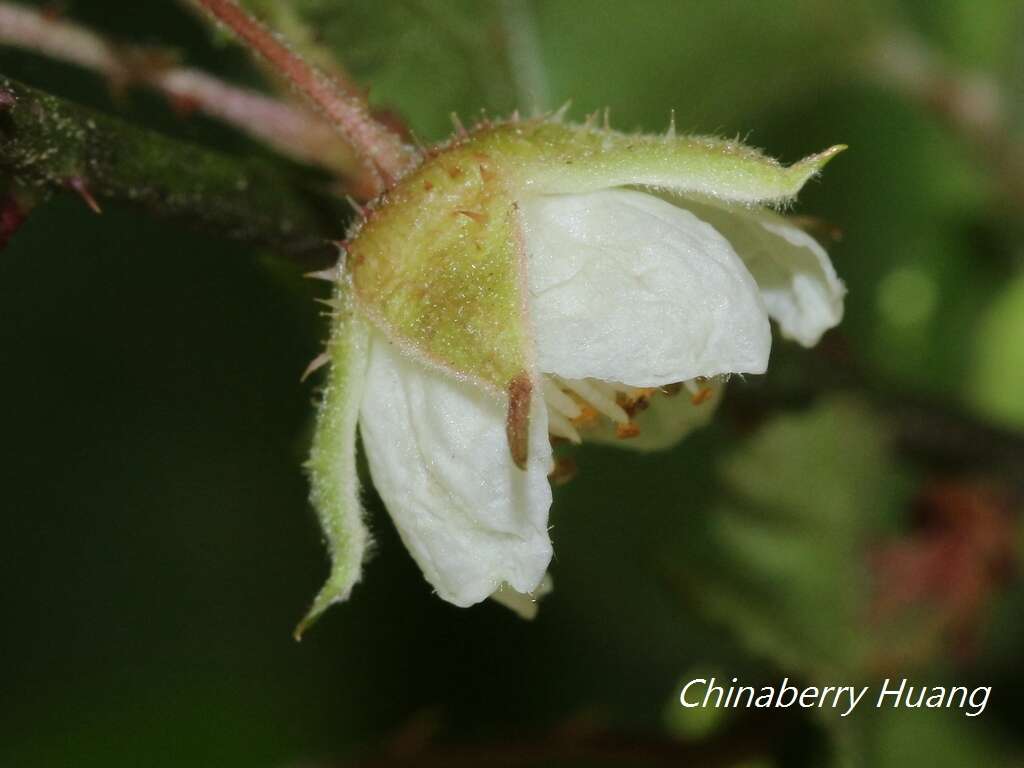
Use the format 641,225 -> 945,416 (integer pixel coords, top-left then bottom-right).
194,0 -> 415,193
0,2 -> 368,186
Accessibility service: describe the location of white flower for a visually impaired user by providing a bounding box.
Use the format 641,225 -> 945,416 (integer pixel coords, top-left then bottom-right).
297,120 -> 846,635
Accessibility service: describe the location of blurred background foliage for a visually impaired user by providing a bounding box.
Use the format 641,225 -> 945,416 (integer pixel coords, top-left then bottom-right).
2,1 -> 1023,766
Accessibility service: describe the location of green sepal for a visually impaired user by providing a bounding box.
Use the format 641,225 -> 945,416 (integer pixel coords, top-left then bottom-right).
517,122 -> 845,205
350,173 -> 528,398
295,290 -> 370,639
348,117 -> 842,413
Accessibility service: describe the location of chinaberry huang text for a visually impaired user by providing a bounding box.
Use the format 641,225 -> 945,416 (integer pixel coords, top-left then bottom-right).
679,678 -> 990,718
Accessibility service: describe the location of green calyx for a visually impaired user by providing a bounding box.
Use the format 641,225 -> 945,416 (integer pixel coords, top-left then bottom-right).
348,139 -> 530,399
297,296 -> 370,639
346,115 -> 844,458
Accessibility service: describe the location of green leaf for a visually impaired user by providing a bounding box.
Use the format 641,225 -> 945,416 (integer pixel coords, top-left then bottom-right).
534,0 -> 875,131
241,0 -> 521,140
663,669 -> 734,740
676,396 -> 908,680
832,706 -> 1012,768
969,272 -> 1024,429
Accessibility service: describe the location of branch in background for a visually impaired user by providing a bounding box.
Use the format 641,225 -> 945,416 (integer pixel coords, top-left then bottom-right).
0,1 -> 371,188
867,32 -> 1024,213
0,76 -> 341,260
885,397 -> 1024,487
325,708 -> 788,768
728,344 -> 1024,491
192,0 -> 416,193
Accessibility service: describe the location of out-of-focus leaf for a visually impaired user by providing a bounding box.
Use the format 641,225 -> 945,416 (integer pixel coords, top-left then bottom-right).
662,670 -> 733,740
832,706 -> 1011,768
676,397 -> 908,680
239,0 -> 877,142
795,86 -> 994,399
242,0 -> 520,139
969,272 -> 1024,429
534,0 -> 875,132
898,0 -> 1023,71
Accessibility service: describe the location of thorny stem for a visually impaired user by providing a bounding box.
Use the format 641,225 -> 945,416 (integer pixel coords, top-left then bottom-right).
0,2 -> 364,183
0,76 -> 341,260
193,0 -> 416,193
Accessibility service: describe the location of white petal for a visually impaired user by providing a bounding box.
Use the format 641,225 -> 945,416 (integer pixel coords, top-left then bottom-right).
585,381 -> 724,452
680,201 -> 845,347
359,334 -> 553,607
523,189 -> 771,387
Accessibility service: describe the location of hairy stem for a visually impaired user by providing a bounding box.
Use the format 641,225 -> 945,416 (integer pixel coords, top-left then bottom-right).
0,2 -> 365,183
193,0 -> 416,192
0,76 -> 341,260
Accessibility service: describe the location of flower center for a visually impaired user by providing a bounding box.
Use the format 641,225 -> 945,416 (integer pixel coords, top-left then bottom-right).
541,375 -> 714,443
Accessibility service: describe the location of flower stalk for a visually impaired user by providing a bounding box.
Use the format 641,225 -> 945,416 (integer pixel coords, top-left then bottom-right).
0,1 -> 362,181
192,0 -> 417,193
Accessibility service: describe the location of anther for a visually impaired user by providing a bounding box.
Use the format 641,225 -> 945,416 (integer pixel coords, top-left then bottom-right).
615,422 -> 641,439
556,377 -> 629,425
548,456 -> 577,486
690,387 -> 714,406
